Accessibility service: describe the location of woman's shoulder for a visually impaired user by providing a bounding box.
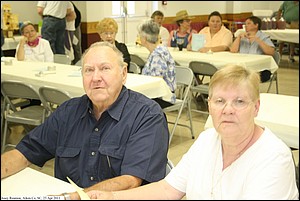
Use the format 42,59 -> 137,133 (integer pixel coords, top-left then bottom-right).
220,25 -> 232,33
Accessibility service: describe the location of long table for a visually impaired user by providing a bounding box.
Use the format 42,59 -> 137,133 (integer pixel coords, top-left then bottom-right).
234,29 -> 299,44
127,45 -> 278,73
1,167 -> 74,197
1,59 -> 173,101
204,93 -> 299,149
2,35 -> 22,51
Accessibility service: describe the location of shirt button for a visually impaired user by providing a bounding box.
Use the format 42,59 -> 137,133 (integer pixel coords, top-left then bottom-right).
94,128 -> 99,132
91,151 -> 95,156
90,176 -> 94,181
89,110 -> 92,114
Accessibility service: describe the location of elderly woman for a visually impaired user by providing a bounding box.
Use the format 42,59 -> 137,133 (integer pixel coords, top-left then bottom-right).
188,11 -> 232,53
15,21 -> 53,62
96,18 -> 131,71
86,65 -> 298,199
230,16 -> 275,56
138,19 -> 176,109
168,10 -> 197,49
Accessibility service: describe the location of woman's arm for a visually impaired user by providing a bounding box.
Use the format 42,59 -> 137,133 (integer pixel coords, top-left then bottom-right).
86,180 -> 185,200
15,36 -> 28,61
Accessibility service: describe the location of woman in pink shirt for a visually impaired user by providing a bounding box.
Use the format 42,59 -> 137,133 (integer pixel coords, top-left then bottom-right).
188,11 -> 233,53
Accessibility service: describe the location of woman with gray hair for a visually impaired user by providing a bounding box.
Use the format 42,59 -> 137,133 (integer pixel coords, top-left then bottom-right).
137,19 -> 176,109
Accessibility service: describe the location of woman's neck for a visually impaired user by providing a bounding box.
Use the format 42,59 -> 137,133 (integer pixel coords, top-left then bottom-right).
179,26 -> 189,34
221,125 -> 262,169
145,42 -> 159,53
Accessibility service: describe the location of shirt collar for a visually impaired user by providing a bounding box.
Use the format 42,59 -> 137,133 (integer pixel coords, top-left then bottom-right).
82,86 -> 129,121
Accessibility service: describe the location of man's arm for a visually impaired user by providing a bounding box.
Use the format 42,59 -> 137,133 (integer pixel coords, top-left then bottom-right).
1,149 -> 31,179
37,6 -> 44,18
69,175 -> 142,199
276,4 -> 283,21
66,3 -> 76,22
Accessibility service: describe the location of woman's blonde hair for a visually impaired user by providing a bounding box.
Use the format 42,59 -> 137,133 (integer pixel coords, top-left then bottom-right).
96,18 -> 118,34
209,65 -> 260,101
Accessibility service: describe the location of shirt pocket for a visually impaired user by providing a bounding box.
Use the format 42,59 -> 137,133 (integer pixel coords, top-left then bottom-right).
56,146 -> 81,182
98,144 -> 126,180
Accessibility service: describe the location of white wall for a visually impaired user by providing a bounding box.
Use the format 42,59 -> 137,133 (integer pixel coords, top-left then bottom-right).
3,1 -> 283,24
2,1 -> 283,44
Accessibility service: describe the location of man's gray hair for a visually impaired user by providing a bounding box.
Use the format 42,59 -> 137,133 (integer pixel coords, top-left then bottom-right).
82,41 -> 125,69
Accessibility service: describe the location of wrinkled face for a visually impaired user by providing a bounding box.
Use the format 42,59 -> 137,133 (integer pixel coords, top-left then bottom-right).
245,19 -> 258,32
82,46 -> 127,108
99,30 -> 116,44
208,82 -> 260,140
208,16 -> 222,33
22,25 -> 37,42
153,15 -> 164,26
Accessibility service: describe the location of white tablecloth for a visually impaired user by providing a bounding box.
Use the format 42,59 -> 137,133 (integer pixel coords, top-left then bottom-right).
1,60 -> 172,100
127,45 -> 278,73
1,167 -> 74,196
2,35 -> 22,51
234,29 -> 299,43
204,93 -> 299,149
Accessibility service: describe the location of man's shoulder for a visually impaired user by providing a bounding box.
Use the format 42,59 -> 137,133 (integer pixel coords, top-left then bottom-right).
126,89 -> 161,111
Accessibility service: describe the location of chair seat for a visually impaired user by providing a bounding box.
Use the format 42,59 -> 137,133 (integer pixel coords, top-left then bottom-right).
6,106 -> 44,125
163,99 -> 183,112
190,84 -> 209,94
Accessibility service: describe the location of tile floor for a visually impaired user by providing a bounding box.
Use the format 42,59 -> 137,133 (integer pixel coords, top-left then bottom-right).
2,55 -> 299,178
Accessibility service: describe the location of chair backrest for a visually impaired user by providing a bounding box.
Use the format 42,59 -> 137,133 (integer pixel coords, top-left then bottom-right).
54,54 -> 71,65
189,61 -> 218,85
39,86 -> 72,113
1,80 -> 41,101
189,61 -> 218,77
175,66 -> 194,88
130,54 -> 145,69
129,61 -> 141,74
273,50 -> 280,65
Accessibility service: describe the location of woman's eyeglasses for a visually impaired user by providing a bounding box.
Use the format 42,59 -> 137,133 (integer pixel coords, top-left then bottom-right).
209,97 -> 252,111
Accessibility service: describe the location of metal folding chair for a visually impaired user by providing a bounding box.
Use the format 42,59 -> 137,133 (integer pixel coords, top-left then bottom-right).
1,80 -> 45,153
130,54 -> 146,70
54,54 -> 72,65
39,86 -> 72,119
128,61 -> 142,74
163,66 -> 195,145
189,61 -> 218,114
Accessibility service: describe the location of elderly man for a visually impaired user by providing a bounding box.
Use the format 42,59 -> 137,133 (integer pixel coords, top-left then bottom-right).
1,42 -> 169,200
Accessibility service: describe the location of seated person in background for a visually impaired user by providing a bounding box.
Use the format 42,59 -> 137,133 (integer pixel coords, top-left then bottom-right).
97,18 -> 131,71
276,1 -> 299,63
188,11 -> 232,53
15,21 -> 53,62
138,19 -> 176,109
168,10 -> 197,49
230,16 -> 275,57
86,64 -> 299,200
151,10 -> 170,46
1,42 -> 169,200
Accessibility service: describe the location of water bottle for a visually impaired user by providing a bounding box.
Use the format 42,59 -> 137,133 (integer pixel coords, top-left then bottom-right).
267,17 -> 272,30
271,17 -> 277,29
261,18 -> 268,30
277,17 -> 286,30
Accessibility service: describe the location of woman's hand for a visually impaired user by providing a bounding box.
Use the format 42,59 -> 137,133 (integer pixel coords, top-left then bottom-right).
20,36 -> 28,45
86,190 -> 114,200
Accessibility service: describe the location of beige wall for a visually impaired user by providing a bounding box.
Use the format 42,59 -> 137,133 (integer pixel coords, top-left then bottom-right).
3,1 -> 283,24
